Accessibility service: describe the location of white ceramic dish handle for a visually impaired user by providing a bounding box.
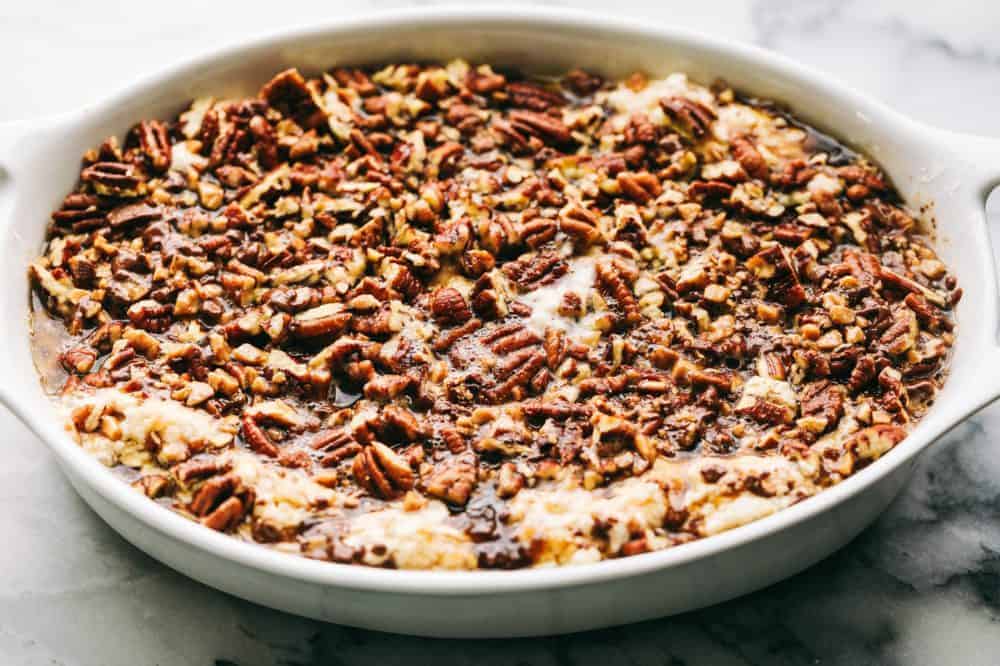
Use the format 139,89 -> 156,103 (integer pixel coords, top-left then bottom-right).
0,118 -> 36,167
0,120 -> 29,233
944,129 -> 1000,409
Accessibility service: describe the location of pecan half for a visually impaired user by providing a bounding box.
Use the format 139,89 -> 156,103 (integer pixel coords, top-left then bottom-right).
596,260 -> 641,326
799,381 -> 845,432
503,251 -> 567,290
479,323 -> 547,403
518,215 -> 557,249
422,452 -> 478,506
134,120 -> 171,173
507,81 -> 567,111
51,193 -> 107,232
292,305 -> 353,339
81,161 -> 145,197
660,96 -> 716,139
311,428 -> 363,467
241,414 -> 279,457
107,203 -> 163,230
470,272 -> 509,321
189,472 -> 254,532
731,135 -> 768,179
617,171 -> 662,203
559,204 -> 600,246
352,441 -> 415,499
508,110 -> 572,145
363,374 -> 415,401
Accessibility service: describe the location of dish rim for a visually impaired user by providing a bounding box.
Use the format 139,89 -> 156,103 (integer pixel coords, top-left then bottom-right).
3,5 -> 1000,596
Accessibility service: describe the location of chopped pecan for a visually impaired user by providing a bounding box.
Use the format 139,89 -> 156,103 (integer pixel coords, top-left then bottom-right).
578,374 -> 630,397
688,179 -> 734,200
491,117 -> 539,155
840,249 -> 882,290
375,405 -> 429,443
746,245 -> 806,308
430,287 -> 472,325
688,368 -> 733,393
904,293 -> 952,332
496,462 -> 525,498
352,307 -> 400,339
847,354 -> 879,392
470,272 -> 509,321
460,249 -> 496,278
248,115 -> 280,170
466,67 -> 506,94
737,398 -> 792,425
427,307 -> 480,347
173,457 -> 228,484
259,68 -> 324,128
845,424 -> 907,460
485,347 -> 547,403
332,67 -> 377,95
522,400 -> 591,421
879,267 -> 947,307
133,474 -> 174,499
60,346 -> 97,374
428,141 -> 465,174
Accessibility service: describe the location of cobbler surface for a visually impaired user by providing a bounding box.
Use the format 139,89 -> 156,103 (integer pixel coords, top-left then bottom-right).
29,61 -> 959,569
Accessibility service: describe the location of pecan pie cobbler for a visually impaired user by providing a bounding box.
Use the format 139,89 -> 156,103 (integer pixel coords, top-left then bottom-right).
29,61 -> 959,569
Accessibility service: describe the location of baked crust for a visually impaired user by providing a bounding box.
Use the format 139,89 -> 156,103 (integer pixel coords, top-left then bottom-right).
29,62 -> 958,569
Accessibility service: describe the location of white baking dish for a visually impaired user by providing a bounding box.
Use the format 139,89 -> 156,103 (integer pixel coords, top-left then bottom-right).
1,7 -> 999,638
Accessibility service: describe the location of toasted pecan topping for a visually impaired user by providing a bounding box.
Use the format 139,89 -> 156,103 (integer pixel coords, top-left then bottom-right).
31,61 -> 956,571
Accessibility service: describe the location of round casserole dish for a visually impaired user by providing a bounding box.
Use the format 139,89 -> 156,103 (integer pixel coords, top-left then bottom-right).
1,7 -> 1000,637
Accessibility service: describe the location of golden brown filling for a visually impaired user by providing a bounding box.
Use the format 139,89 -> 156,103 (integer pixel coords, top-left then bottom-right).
29,62 -> 958,569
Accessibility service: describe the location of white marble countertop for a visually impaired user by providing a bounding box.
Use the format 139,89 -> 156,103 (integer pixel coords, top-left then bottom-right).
3,1 -> 1000,664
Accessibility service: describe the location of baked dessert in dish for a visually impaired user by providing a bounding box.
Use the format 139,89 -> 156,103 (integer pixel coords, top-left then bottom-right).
28,60 -> 959,570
